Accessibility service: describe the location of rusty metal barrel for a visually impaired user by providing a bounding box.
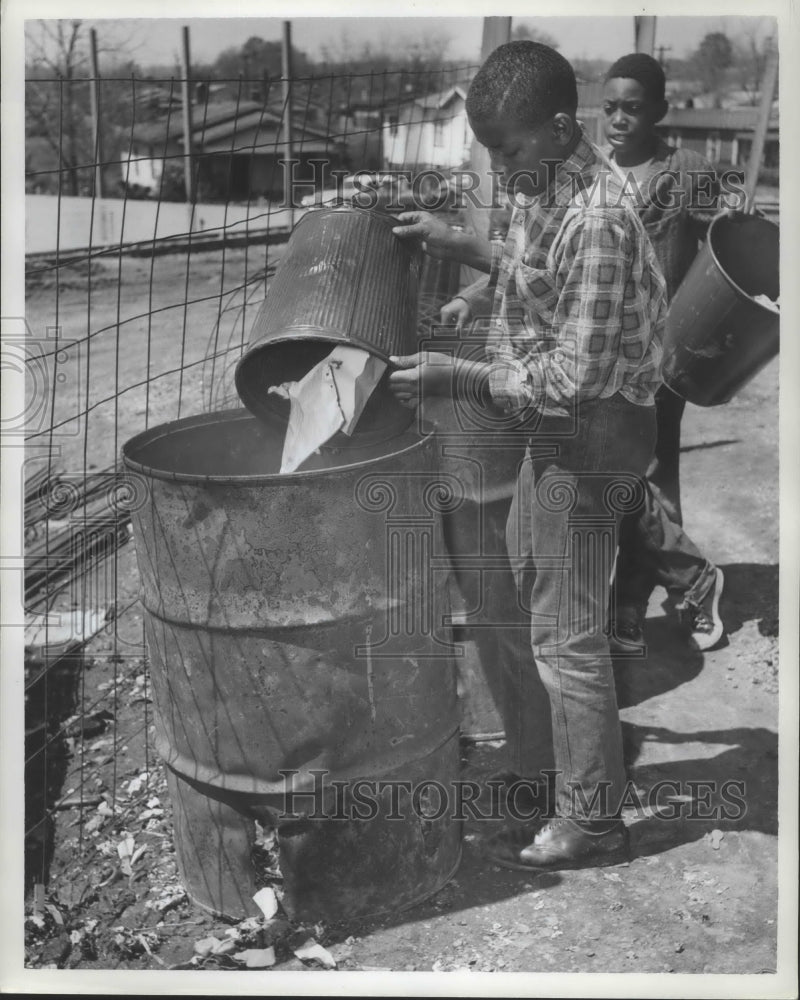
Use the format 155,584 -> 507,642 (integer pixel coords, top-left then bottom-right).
235,204 -> 421,439
122,409 -> 461,922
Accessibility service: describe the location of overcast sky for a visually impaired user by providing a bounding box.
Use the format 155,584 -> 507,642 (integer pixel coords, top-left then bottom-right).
26,14 -> 777,69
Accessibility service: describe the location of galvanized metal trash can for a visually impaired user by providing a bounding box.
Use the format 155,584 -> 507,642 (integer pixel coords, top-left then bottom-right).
235,204 -> 421,441
123,409 -> 462,922
662,212 -> 780,406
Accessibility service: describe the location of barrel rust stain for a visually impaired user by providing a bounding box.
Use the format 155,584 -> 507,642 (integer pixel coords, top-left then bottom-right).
182,496 -> 213,528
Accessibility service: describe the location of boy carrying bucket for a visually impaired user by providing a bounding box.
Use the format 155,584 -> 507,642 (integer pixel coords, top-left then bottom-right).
388,41 -> 666,870
602,52 -> 726,654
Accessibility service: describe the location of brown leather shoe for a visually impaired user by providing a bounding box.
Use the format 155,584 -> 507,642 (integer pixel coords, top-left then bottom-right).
487,816 -> 630,871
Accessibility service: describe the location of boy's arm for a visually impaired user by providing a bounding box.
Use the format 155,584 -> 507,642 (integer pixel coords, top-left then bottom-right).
454,272 -> 498,320
393,212 -> 495,271
488,211 -> 658,414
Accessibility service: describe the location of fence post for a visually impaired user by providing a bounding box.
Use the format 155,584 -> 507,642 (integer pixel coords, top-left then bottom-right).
89,28 -> 104,200
745,37 -> 779,213
180,25 -> 195,209
282,20 -> 295,226
461,17 -> 511,288
634,17 -> 657,55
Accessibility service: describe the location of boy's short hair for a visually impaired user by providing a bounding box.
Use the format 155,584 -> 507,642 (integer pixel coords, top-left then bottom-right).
605,53 -> 666,103
466,40 -> 578,128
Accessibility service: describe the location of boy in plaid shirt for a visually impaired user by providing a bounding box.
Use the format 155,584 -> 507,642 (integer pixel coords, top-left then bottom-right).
389,41 -> 666,870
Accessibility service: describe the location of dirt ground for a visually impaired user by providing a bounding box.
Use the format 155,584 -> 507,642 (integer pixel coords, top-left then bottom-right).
19,246 -> 786,988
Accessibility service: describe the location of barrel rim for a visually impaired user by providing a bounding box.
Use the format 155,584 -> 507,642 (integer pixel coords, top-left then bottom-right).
706,211 -> 780,311
233,328 -> 397,395
233,328 -> 400,429
121,407 -> 435,485
233,332 -> 414,445
290,201 -> 404,235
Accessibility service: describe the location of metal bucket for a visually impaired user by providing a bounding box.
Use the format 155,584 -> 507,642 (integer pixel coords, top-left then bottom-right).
235,205 -> 421,440
662,213 -> 779,406
122,409 -> 461,922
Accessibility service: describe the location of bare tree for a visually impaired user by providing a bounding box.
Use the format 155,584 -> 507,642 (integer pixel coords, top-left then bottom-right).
25,20 -> 138,196
213,35 -> 312,85
511,22 -> 561,49
731,18 -> 778,105
689,31 -> 734,108
316,29 -> 456,108
26,21 -> 88,195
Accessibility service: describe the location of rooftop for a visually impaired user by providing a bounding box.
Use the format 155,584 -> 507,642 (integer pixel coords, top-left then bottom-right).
661,106 -> 780,131
132,99 -> 333,148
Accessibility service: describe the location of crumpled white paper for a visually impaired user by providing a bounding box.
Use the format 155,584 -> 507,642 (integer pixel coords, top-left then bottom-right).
269,345 -> 387,473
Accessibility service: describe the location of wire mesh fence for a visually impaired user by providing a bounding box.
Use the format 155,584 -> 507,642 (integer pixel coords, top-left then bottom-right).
21,63 -> 478,896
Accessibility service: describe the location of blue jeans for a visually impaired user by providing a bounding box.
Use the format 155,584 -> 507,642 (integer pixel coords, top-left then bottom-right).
616,385 -> 716,611
506,394 -> 657,819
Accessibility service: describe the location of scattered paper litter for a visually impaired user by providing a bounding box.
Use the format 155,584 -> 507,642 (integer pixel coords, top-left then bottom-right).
234,947 -> 276,968
130,844 -> 149,867
117,836 -> 135,861
294,937 -> 337,969
234,916 -> 263,936
126,772 -> 150,796
269,346 -> 387,473
84,812 -> 107,835
117,835 -> 136,875
252,886 -> 279,921
156,891 -> 186,912
193,936 -> 237,958
753,293 -> 779,313
193,936 -> 220,958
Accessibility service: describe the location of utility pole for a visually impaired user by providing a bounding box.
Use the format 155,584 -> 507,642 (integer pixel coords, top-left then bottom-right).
65,61 -> 78,196
89,28 -> 104,199
463,17 -> 512,286
745,36 -> 779,212
243,52 -> 251,96
656,44 -> 672,68
471,18 -> 512,208
634,17 -> 657,56
180,25 -> 195,205
281,20 -> 295,223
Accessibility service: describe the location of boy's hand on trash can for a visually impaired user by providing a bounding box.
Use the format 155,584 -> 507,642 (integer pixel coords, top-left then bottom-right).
388,352 -> 456,408
392,212 -> 456,260
441,297 -> 472,332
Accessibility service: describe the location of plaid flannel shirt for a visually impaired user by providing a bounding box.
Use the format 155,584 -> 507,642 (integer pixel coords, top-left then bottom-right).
605,138 -> 719,300
460,130 -> 667,419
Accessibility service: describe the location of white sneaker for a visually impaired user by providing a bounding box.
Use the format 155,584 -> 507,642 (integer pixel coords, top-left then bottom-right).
681,567 -> 725,652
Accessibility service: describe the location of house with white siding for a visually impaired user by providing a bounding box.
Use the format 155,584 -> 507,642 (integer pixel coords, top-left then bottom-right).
381,81 -> 611,172
383,86 -> 471,171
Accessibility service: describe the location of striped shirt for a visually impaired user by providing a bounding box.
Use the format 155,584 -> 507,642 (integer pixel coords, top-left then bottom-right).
461,130 -> 667,418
